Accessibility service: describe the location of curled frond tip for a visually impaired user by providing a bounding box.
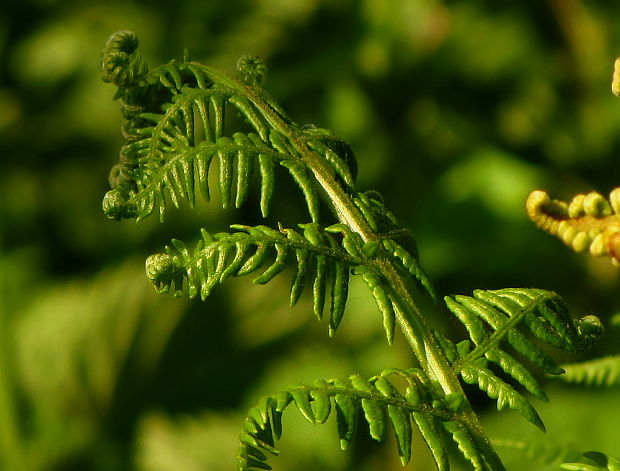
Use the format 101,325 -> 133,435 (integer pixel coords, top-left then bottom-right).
526,189 -> 620,265
101,30 -> 148,87
145,252 -> 184,295
237,55 -> 267,87
102,186 -> 138,220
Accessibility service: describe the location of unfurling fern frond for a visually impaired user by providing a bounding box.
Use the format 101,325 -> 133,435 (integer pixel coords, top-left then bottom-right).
562,451 -> 620,471
529,62 -> 620,266
236,369 -> 487,471
145,223 -> 354,333
526,189 -> 620,265
101,31 -> 359,224
144,223 -> 418,341
557,354 -> 620,387
100,31 -> 608,471
440,288 -> 603,430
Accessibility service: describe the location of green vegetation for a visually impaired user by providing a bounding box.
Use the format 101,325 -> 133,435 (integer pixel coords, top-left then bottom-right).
1,2 -> 619,470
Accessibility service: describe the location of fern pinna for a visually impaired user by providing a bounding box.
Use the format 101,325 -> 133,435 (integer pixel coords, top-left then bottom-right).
101,31 -> 602,470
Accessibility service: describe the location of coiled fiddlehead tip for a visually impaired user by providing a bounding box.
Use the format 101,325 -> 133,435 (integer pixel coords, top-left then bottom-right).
101,30 -> 147,87
576,315 -> 604,351
237,55 -> 267,87
145,253 -> 184,295
108,163 -> 131,189
102,186 -> 137,220
526,190 -> 567,222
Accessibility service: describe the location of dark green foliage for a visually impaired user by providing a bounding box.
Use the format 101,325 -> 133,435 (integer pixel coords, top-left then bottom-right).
3,3 -> 620,470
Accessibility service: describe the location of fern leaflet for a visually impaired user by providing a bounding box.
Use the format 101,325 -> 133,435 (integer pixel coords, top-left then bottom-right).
101,31 -> 358,223
145,223 -> 425,341
236,368 -> 493,471
440,288 -> 603,429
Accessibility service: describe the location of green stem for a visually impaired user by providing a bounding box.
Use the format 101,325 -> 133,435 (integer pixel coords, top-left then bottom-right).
291,130 -> 503,470
377,259 -> 506,471
309,161 -> 506,470
192,63 -> 506,470
309,163 -> 505,470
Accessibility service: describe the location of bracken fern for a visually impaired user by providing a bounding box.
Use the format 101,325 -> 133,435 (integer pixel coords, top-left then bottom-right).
100,31 -> 606,470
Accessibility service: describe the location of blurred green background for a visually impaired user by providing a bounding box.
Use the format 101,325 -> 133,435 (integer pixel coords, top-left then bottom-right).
1,0 -> 620,470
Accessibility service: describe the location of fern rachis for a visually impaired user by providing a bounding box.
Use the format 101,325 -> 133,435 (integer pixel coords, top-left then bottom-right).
100,31 -> 604,470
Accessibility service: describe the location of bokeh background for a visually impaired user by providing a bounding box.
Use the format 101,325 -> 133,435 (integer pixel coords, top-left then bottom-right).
1,0 -> 620,470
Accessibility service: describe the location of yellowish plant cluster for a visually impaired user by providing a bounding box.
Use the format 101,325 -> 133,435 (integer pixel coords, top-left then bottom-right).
612,57 -> 620,97
526,189 -> 620,265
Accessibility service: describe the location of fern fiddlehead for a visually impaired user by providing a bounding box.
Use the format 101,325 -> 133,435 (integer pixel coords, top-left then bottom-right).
527,189 -> 620,264
100,31 -> 602,470
527,62 -> 620,265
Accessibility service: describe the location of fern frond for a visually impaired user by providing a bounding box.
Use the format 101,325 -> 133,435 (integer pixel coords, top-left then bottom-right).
145,223 -> 356,331
101,31 -> 437,346
237,369 -> 461,471
104,129 -> 288,221
557,354 -> 620,387
145,223 -> 400,339
145,221 -> 433,344
526,189 -> 620,265
101,31 -> 360,224
562,452 -> 620,471
443,288 -> 602,429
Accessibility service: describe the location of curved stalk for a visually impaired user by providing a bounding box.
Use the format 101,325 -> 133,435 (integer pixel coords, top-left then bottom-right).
151,62 -> 506,470
306,155 -> 506,470
213,70 -> 508,470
